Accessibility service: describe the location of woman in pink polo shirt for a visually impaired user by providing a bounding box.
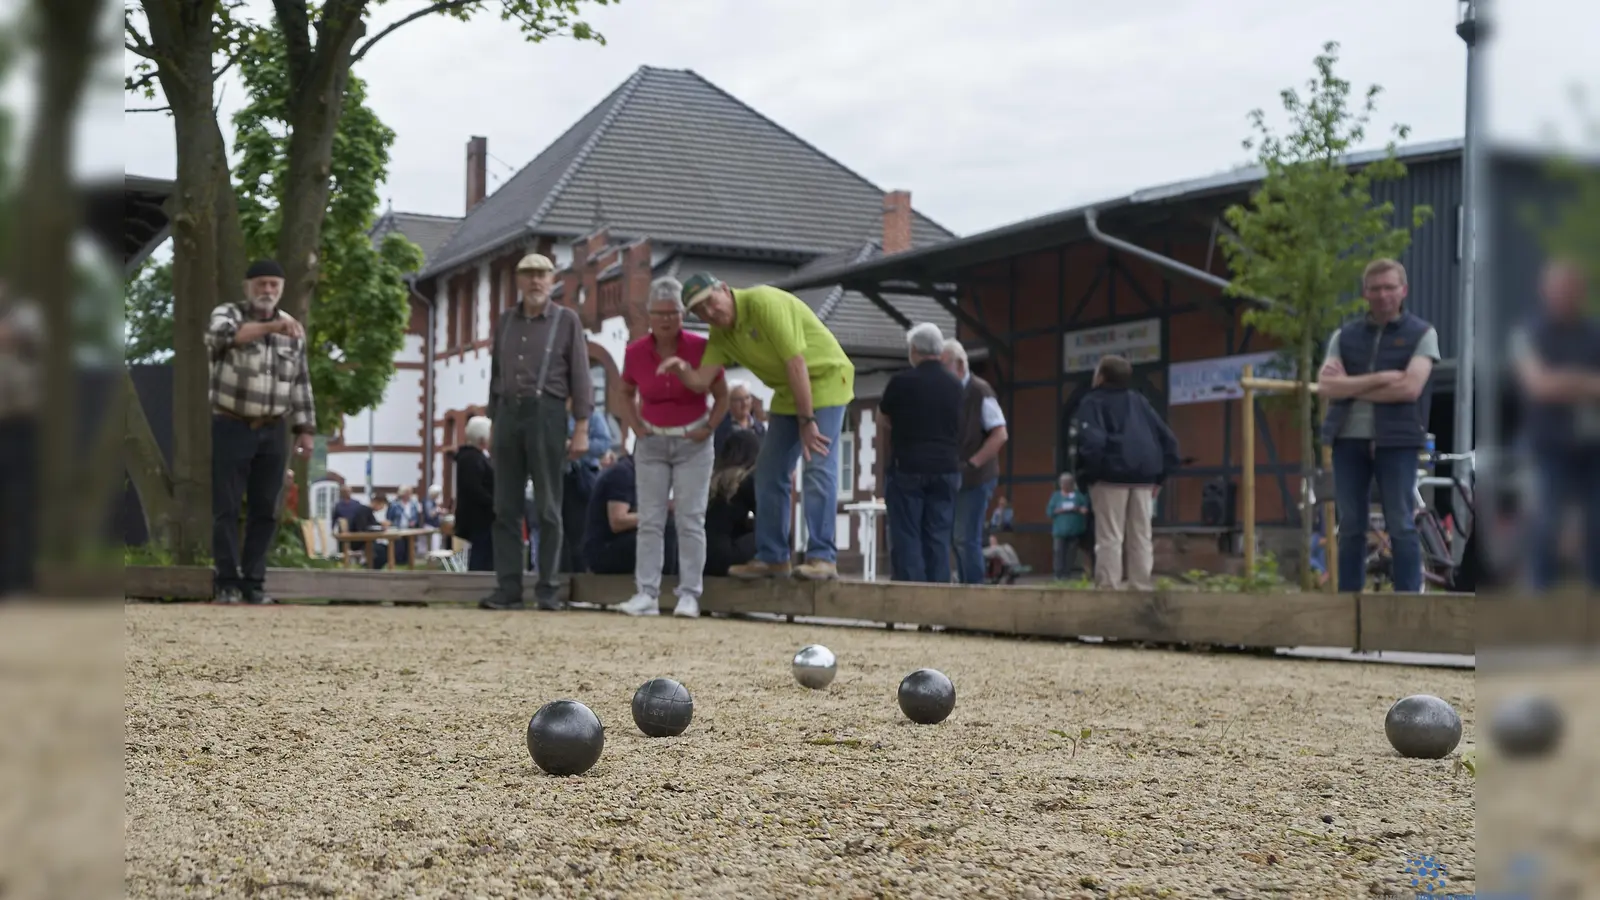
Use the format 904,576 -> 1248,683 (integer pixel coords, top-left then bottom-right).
612,277 -> 729,617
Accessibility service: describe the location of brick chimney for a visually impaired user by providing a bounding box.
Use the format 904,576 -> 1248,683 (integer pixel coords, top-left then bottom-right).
465,136 -> 488,212
882,190 -> 912,255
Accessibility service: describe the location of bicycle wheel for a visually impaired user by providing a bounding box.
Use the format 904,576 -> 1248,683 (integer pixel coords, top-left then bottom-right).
1417,513 -> 1455,590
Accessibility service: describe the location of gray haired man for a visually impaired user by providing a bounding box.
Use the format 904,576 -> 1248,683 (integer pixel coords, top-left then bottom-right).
879,323 -> 965,583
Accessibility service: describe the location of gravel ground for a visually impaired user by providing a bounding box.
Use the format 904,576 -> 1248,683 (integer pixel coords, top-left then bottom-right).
125,603 -> 1476,899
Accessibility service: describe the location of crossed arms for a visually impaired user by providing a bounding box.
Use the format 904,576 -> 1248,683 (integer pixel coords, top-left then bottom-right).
1317,355 -> 1433,403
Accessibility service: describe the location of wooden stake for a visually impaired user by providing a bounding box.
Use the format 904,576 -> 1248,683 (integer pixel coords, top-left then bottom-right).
1241,365 -> 1256,575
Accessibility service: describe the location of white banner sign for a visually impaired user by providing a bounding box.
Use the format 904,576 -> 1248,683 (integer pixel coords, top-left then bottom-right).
1063,318 -> 1162,373
1167,352 -> 1295,406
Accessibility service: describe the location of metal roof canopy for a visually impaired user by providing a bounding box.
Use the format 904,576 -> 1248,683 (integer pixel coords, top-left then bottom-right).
775,138 -> 1471,327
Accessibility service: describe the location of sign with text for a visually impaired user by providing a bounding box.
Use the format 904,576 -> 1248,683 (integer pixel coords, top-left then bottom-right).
1168,351 -> 1295,406
1063,318 -> 1162,373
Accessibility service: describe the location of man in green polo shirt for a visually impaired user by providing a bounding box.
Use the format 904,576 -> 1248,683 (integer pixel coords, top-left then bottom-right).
657,272 -> 854,580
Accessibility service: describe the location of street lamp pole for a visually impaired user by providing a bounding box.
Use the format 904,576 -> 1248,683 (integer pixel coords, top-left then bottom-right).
1454,0 -> 1488,548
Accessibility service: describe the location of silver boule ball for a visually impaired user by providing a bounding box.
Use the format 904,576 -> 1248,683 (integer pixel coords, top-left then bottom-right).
1384,694 -> 1463,759
1489,693 -> 1563,759
792,644 -> 837,690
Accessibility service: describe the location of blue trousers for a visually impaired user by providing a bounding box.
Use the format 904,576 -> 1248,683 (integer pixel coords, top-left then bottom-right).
753,406 -> 848,565
1526,447 -> 1600,590
1333,440 -> 1420,592
953,477 -> 997,585
886,469 -> 960,583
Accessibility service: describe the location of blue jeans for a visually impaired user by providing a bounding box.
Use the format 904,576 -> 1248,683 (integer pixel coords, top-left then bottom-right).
1527,448 -> 1600,590
885,469 -> 960,583
953,477 -> 997,584
754,406 -> 848,565
1333,440 -> 1420,592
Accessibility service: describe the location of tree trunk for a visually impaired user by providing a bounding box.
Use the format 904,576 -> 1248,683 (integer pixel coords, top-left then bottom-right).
9,0 -> 102,567
145,0 -> 224,565
122,368 -> 176,542
273,10 -> 365,326
272,6 -> 365,516
1298,334 -> 1316,592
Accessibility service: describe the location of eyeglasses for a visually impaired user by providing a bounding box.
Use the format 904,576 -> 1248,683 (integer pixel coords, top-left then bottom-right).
648,309 -> 682,318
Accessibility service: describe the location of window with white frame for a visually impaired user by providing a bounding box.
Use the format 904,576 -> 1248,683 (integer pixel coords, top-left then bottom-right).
836,414 -> 856,502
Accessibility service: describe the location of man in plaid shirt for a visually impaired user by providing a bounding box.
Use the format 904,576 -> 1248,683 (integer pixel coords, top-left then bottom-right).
205,259 -> 317,604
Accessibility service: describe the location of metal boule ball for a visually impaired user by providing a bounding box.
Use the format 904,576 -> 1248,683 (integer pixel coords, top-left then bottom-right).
792,644 -> 837,690
632,677 -> 694,738
1489,693 -> 1563,759
526,699 -> 605,776
1384,694 -> 1462,759
898,668 -> 956,724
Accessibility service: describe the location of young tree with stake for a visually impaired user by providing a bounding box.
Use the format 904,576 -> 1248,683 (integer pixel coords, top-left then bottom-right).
1219,41 -> 1432,591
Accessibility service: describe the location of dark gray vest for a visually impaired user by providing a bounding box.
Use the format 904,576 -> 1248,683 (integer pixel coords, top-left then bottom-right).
1320,312 -> 1433,448
1522,313 -> 1600,451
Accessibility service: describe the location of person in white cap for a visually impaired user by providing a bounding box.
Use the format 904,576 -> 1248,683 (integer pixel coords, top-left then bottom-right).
480,252 -> 593,611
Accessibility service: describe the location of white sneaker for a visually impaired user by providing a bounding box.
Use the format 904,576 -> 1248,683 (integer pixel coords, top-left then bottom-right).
616,593 -> 659,616
672,595 -> 700,618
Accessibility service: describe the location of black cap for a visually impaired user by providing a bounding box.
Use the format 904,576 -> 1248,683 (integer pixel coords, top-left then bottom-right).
245,259 -> 286,280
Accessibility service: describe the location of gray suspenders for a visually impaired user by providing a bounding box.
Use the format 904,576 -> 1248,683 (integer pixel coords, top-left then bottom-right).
532,304 -> 566,398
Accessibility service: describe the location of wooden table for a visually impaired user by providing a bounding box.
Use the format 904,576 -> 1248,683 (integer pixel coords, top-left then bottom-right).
331,528 -> 438,570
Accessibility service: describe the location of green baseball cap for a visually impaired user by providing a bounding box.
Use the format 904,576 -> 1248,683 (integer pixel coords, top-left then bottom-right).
681,272 -> 722,311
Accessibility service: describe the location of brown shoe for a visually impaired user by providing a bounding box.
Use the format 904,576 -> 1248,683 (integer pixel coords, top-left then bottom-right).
728,560 -> 792,580
794,559 -> 838,581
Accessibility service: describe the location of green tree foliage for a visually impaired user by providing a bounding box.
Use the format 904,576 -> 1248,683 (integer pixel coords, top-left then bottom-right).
231,25 -> 422,434
1219,41 -> 1432,589
125,258 -> 174,364
1534,86 -> 1600,306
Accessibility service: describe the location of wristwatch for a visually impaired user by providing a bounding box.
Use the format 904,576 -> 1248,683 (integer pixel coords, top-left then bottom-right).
799,415 -> 817,426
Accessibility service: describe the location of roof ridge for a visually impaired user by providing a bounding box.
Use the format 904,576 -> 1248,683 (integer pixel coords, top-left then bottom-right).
679,69 -> 958,241
389,210 -> 463,222
525,66 -> 650,232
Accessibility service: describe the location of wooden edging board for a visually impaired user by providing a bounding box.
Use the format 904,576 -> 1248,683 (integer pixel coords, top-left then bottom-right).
123,565 -> 1476,656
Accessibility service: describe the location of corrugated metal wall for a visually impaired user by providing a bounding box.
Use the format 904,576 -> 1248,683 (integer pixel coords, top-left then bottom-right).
1371,156 -> 1464,358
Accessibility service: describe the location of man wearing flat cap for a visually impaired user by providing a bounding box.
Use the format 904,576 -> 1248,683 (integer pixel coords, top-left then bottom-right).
481,252 -> 594,610
658,273 -> 854,580
204,259 -> 316,605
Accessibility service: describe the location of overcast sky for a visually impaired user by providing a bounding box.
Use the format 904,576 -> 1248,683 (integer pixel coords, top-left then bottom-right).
116,0 -> 1592,237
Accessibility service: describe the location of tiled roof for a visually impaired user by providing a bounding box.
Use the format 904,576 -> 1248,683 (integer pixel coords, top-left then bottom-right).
421,66 -> 954,278
793,243 -> 956,357
370,209 -> 463,271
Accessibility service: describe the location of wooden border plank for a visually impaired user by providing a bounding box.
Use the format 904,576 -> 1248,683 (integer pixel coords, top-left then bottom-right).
813,583 -> 1356,648
1357,593 -> 1475,655
126,566 -> 1475,656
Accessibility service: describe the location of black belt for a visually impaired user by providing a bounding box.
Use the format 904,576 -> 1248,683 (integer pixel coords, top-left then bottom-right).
215,408 -> 283,429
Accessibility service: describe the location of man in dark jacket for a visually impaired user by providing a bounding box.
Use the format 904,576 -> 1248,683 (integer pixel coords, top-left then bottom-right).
1510,258 -> 1600,591
1074,354 -> 1181,591
453,415 -> 496,571
941,340 -> 1010,584
880,323 -> 964,583
1317,258 -> 1440,593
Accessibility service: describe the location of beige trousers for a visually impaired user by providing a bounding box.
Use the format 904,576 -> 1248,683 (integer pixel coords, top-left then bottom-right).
1089,483 -> 1156,591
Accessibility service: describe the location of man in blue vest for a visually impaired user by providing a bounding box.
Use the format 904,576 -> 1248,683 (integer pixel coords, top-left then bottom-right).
1317,258 -> 1441,593
1510,258 -> 1600,591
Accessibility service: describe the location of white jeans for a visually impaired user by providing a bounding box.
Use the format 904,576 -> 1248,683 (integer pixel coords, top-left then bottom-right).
633,433 -> 715,601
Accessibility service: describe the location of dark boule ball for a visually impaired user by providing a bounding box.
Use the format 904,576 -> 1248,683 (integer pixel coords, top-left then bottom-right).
632,677 -> 694,738
1384,694 -> 1462,759
898,668 -> 956,725
526,699 -> 604,776
1489,693 -> 1563,759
